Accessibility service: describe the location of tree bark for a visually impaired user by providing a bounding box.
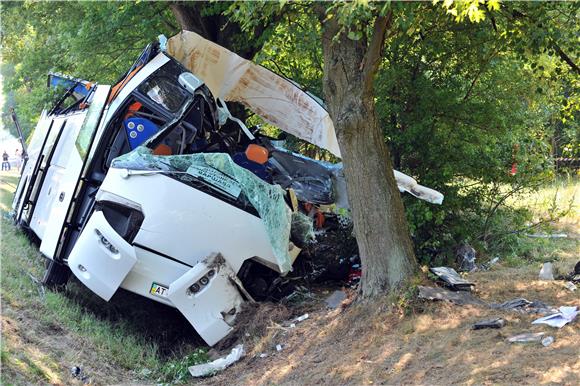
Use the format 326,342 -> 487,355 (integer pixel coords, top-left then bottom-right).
319,13 -> 417,297
169,1 -> 269,60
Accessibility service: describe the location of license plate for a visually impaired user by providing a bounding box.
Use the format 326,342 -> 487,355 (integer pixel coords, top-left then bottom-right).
150,282 -> 169,298
187,165 -> 241,198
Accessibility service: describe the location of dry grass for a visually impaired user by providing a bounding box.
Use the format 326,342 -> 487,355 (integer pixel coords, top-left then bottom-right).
197,240 -> 579,386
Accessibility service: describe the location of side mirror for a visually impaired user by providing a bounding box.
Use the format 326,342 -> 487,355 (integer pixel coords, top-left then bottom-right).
178,72 -> 204,94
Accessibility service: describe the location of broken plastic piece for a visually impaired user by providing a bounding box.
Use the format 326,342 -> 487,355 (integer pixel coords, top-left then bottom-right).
532,306 -> 578,328
188,344 -> 245,377
325,290 -> 347,309
276,344 -> 283,352
472,318 -> 505,330
294,313 -> 309,323
507,332 -> 545,343
541,336 -> 554,347
393,170 -> 444,205
563,281 -> 577,292
539,262 -> 554,281
429,267 -> 475,291
417,286 -> 486,306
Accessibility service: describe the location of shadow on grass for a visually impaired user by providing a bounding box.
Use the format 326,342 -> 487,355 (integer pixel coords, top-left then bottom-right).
63,276 -> 205,357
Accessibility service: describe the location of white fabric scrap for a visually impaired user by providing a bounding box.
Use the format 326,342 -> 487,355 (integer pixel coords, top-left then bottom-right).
532,306 -> 578,328
394,170 -> 444,205
189,344 -> 245,377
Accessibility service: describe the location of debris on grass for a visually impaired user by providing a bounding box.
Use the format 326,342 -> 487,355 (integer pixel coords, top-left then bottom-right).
532,306 -> 578,328
538,262 -> 554,280
541,336 -> 555,347
490,298 -> 555,315
471,318 -> 505,330
325,290 -> 347,309
526,233 -> 568,238
276,344 -> 283,352
188,344 -> 244,378
417,286 -> 486,306
507,332 -> 545,343
429,267 -> 475,291
563,281 -> 577,292
480,256 -> 500,271
294,313 -> 309,323
456,243 -> 477,272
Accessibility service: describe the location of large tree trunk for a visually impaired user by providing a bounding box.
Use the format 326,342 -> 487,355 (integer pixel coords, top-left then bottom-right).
320,13 -> 417,297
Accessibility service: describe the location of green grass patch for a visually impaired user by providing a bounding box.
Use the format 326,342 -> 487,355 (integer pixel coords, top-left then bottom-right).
0,175 -> 208,385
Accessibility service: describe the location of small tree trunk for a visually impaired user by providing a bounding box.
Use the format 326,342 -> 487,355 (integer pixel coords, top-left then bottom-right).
320,14 -> 417,297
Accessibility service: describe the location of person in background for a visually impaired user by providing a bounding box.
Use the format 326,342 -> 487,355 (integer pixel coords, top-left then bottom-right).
2,150 -> 11,171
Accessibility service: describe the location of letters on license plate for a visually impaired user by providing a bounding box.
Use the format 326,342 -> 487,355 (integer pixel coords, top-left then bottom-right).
150,282 -> 169,298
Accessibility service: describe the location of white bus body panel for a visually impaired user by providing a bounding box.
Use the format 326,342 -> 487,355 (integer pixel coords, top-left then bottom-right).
30,113 -> 85,239
68,210 -> 137,301
99,168 -> 277,273
167,254 -> 244,346
39,85 -> 112,259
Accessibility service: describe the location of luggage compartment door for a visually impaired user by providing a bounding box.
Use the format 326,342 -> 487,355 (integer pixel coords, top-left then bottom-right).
68,210 -> 137,301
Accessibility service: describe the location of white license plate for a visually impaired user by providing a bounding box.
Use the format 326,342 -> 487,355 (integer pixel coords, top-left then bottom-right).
186,165 -> 241,198
150,282 -> 169,298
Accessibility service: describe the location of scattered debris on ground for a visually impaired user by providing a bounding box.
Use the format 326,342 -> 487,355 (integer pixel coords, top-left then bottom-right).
429,267 -> 475,291
531,306 -> 578,328
541,336 -> 555,347
472,318 -> 506,330
507,332 -> 546,343
491,297 -> 554,314
538,262 -> 555,280
324,290 -> 347,309
563,281 -> 577,291
417,286 -> 485,306
456,243 -> 477,272
189,344 -> 245,377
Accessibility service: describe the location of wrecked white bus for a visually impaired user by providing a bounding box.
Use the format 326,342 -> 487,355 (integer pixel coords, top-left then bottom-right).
12,32 -> 442,346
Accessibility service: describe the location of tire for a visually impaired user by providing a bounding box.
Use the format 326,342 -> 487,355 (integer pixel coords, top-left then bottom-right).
42,258 -> 71,288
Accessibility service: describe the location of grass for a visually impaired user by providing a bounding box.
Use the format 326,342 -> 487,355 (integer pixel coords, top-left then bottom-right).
484,176 -> 579,267
0,172 -> 209,385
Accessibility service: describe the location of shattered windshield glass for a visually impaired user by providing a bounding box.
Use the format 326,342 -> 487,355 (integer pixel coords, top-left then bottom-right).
138,61 -> 189,113
112,146 -> 294,273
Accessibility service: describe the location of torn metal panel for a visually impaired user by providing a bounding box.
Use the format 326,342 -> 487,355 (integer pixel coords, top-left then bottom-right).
167,31 -> 341,157
167,253 -> 245,346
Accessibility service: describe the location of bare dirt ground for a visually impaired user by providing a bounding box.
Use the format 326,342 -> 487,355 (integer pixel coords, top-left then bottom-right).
198,228 -> 579,386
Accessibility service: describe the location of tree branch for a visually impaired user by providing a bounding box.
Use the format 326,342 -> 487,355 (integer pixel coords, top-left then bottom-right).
362,10 -> 393,86
551,41 -> 580,75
